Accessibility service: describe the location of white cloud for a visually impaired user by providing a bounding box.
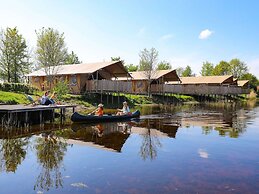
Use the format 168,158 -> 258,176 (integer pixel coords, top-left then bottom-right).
159,34 -> 173,41
137,27 -> 145,37
198,149 -> 209,159
199,29 -> 213,39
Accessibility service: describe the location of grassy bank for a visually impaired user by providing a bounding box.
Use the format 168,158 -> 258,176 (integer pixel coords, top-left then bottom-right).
0,90 -> 256,108
0,91 -> 30,104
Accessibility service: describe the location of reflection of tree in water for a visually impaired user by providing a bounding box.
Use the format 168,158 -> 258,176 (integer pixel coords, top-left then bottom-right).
215,109 -> 249,138
34,133 -> 67,191
202,126 -> 213,135
0,137 -> 29,172
198,107 -> 254,138
139,120 -> 162,161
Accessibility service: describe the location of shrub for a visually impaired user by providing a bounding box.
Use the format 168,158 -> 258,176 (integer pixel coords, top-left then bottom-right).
53,80 -> 69,100
0,82 -> 38,94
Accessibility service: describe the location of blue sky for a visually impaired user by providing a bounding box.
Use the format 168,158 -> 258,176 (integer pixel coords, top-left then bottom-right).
0,0 -> 259,77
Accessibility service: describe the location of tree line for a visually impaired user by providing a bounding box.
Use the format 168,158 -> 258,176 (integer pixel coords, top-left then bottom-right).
0,27 -> 81,83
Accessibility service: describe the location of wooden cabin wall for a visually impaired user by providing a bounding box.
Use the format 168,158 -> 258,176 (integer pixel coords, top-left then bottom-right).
132,80 -> 148,94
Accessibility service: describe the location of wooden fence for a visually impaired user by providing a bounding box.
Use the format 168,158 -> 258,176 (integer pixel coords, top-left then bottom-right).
85,80 -> 249,95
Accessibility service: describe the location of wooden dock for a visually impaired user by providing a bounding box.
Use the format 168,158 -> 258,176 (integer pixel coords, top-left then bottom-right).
0,104 -> 76,126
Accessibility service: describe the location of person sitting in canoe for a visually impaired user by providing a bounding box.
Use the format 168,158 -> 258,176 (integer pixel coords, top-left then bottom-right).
90,103 -> 104,116
117,101 -> 131,115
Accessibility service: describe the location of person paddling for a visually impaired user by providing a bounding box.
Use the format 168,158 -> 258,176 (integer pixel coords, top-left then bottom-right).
90,103 -> 104,116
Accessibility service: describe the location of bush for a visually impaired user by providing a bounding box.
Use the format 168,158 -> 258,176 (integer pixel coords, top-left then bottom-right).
0,82 -> 38,94
53,81 -> 69,100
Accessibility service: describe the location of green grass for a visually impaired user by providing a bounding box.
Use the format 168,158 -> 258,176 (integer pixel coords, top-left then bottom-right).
61,94 -> 93,107
124,94 -> 154,105
170,94 -> 195,102
0,91 -> 30,104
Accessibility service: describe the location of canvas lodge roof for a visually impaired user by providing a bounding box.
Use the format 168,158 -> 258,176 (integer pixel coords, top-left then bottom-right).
118,69 -> 180,82
178,75 -> 235,85
27,61 -> 131,79
237,80 -> 249,87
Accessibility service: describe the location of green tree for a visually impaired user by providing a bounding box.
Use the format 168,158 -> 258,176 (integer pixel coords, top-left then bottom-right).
125,64 -> 138,72
35,27 -> 67,88
182,65 -> 193,77
200,61 -> 214,76
139,48 -> 159,96
240,73 -> 258,90
229,58 -> 248,78
65,51 -> 81,64
213,60 -> 230,75
0,27 -> 30,83
156,60 -> 172,70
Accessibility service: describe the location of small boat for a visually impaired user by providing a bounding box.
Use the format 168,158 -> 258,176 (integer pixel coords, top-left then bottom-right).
71,110 -> 140,123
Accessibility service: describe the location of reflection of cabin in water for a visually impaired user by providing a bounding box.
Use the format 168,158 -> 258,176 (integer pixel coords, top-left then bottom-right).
27,61 -> 130,94
69,122 -> 131,152
134,119 -> 179,138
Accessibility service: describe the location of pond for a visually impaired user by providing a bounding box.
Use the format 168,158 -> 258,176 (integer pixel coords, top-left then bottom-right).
0,102 -> 258,194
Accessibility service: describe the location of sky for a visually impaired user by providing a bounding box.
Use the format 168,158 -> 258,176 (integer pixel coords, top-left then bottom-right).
0,0 -> 259,77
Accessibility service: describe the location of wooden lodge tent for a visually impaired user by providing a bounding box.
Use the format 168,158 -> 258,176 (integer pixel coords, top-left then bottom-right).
27,61 -> 130,93
237,80 -> 249,88
179,75 -> 236,86
119,69 -> 180,94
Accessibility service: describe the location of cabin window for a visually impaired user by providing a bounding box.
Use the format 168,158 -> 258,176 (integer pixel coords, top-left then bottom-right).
70,75 -> 77,86
34,77 -> 39,82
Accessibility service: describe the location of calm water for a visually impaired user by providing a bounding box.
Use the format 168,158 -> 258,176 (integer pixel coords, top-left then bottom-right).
0,103 -> 259,194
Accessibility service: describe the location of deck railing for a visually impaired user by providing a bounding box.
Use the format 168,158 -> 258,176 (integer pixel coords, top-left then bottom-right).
85,80 -> 249,95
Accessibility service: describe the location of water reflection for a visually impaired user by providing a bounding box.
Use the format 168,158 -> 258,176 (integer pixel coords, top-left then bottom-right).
0,137 -> 29,172
70,122 -> 132,152
139,103 -> 257,138
34,131 -> 67,191
0,103 -> 257,193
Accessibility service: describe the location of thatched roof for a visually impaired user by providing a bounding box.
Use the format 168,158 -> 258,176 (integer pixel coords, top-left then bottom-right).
237,80 -> 249,87
118,69 -> 180,82
179,75 -> 234,85
27,61 -> 130,78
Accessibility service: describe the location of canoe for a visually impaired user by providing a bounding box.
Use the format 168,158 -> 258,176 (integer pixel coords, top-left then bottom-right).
71,110 -> 140,123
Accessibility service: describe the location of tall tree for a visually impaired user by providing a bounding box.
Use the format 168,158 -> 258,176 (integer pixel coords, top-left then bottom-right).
0,27 -> 30,83
35,27 -> 67,88
213,60 -> 230,75
229,58 -> 248,78
240,73 -> 258,90
200,61 -> 214,76
156,60 -> 172,70
65,51 -> 81,64
182,65 -> 193,77
139,48 -> 159,96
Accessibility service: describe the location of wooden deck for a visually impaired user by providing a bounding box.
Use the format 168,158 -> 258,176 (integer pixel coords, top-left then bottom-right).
84,80 -> 250,95
0,104 -> 76,126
